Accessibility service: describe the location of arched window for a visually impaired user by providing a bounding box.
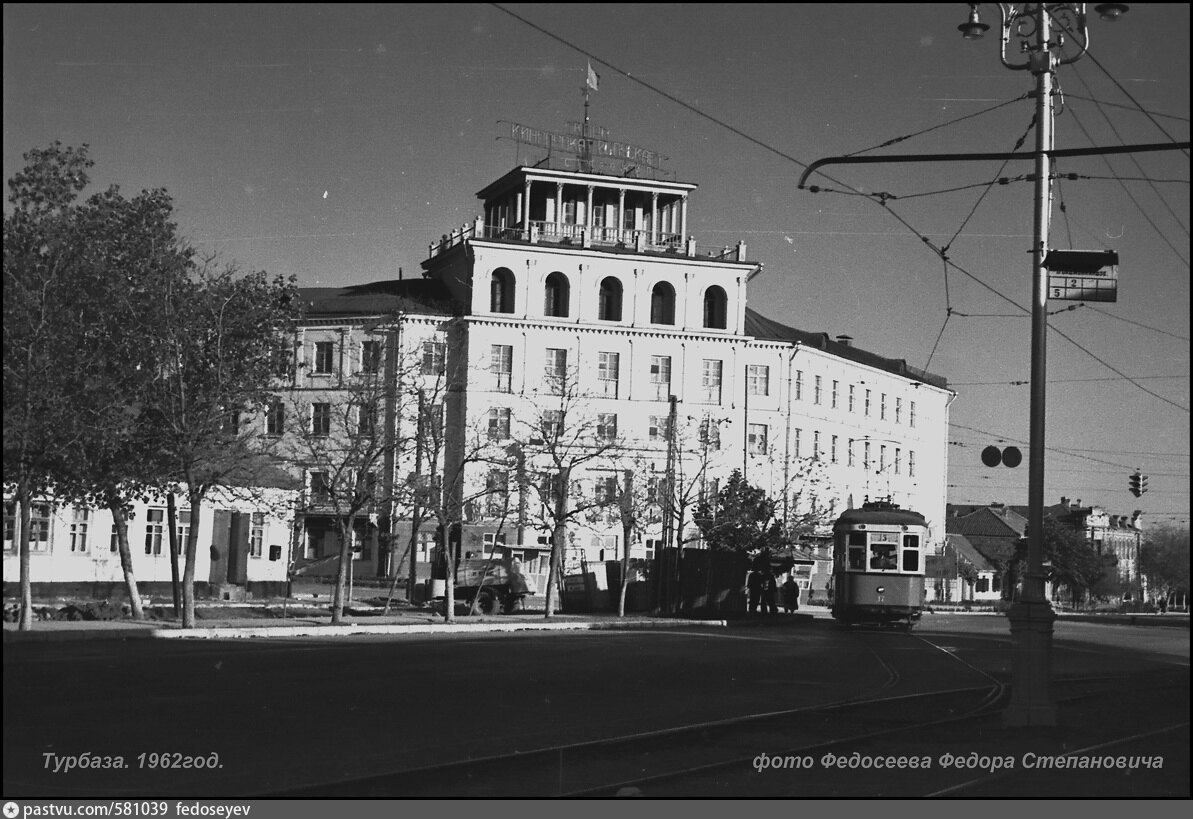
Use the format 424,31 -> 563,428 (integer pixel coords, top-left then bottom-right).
703,285 -> 727,329
543,272 -> 570,317
650,281 -> 676,325
598,277 -> 623,321
490,268 -> 515,313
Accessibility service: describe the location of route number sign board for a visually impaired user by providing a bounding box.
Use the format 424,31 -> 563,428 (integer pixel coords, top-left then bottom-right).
1044,249 -> 1119,302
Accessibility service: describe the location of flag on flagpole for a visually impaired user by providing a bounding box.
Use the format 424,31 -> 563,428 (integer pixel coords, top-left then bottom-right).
586,60 -> 600,92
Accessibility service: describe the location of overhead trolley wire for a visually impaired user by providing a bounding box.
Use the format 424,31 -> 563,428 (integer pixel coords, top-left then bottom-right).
490,3 -> 1190,416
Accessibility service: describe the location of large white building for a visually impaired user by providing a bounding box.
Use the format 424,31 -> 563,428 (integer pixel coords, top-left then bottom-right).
283,157 -> 954,587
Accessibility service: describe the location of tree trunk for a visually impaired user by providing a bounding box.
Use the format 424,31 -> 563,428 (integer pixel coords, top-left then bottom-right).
544,520 -> 565,619
442,523 -> 456,624
18,493 -> 33,631
166,492 -> 181,616
618,518 -> 633,617
109,500 -> 144,620
181,489 -> 202,629
331,515 -> 356,625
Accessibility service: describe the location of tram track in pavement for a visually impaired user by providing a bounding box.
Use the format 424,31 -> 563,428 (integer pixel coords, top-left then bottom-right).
266,627 -> 1001,798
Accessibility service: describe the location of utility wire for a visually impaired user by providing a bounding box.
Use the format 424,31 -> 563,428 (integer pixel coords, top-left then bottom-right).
1069,64 -> 1190,240
1081,304 -> 1190,341
491,4 -> 1190,415
845,94 -> 1031,156
1061,93 -> 1190,123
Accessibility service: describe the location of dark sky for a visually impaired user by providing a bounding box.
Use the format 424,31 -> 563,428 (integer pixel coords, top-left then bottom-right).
4,4 -> 1189,525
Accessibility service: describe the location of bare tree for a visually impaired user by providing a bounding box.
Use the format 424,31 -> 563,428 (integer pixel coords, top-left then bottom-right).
591,451 -> 663,617
517,370 -> 621,618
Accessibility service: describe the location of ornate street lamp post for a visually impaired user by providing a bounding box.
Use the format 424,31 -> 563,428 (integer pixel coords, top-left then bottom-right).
959,2 -> 1127,727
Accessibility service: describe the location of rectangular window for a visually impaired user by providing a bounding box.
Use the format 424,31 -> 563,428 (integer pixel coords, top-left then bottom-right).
881,393 -> 887,421
865,389 -> 872,417
748,423 -> 768,455
597,413 -> 618,441
648,415 -> 670,441
26,505 -> 51,557
223,410 -> 240,435
249,513 -> 264,558
266,400 -> 285,436
311,403 -> 331,436
814,375 -> 822,405
545,348 -> 567,390
110,524 -> 119,553
310,472 -> 332,504
831,435 -> 839,464
358,402 -> 377,436
70,508 -> 89,553
895,397 -> 903,425
795,370 -> 803,401
144,508 -> 164,555
813,431 -> 821,461
491,344 -> 513,392
175,509 -> 190,556
486,470 -> 509,517
847,439 -> 855,467
701,359 -> 722,404
849,385 -> 856,413
487,408 -> 511,440
598,352 -> 620,398
699,418 -> 721,450
864,441 -> 872,471
594,475 -> 618,505
879,445 -> 887,474
649,355 -> 671,400
909,450 -> 916,478
543,409 -> 563,438
910,401 -> 917,428
895,448 -> 902,475
747,364 -> 770,396
793,428 -> 801,459
361,340 -> 382,374
422,341 -> 446,376
832,380 -> 839,409
313,341 -> 334,375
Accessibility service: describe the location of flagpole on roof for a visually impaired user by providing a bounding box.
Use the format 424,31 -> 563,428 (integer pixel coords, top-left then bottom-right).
581,61 -> 599,173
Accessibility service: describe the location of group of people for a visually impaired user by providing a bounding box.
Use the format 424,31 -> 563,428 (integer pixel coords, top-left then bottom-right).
747,569 -> 800,614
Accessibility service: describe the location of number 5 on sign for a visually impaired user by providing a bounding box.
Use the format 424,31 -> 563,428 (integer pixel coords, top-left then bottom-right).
1044,249 -> 1118,303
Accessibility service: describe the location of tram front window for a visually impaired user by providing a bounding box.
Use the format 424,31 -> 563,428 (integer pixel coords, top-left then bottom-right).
869,544 -> 897,571
848,547 -> 864,570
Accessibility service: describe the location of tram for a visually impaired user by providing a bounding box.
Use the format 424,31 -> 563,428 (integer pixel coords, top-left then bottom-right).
831,499 -> 928,628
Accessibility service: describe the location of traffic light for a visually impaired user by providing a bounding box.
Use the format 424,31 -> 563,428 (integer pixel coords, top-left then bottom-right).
1140,474 -> 1148,496
1128,471 -> 1142,497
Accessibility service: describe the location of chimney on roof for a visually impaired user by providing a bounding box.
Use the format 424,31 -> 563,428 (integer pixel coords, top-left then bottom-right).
836,334 -> 853,347
1060,497 -> 1068,507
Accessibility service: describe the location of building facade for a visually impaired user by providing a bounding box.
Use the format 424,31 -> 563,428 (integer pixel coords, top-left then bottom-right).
277,161 -> 953,585
2,485 -> 297,600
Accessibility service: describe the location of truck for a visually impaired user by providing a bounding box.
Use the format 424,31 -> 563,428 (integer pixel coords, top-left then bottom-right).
451,555 -> 538,614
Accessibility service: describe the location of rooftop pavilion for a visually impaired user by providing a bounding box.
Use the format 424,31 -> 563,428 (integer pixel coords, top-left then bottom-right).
427,163 -> 749,264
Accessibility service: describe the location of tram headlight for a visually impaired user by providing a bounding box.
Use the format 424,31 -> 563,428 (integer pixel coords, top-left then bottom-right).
876,586 -> 885,594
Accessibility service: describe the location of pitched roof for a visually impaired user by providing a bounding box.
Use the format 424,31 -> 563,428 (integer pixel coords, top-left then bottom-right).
946,533 -> 998,572
298,278 -> 457,319
744,308 -> 948,389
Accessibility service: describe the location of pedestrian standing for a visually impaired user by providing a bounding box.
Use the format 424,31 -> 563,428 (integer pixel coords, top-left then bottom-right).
782,576 -> 800,613
764,572 -> 779,614
747,570 -> 762,614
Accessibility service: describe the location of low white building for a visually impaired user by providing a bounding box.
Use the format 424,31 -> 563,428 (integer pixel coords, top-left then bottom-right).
3,483 -> 298,601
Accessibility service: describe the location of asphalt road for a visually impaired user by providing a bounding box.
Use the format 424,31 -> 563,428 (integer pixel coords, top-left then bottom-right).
3,615 -> 1188,798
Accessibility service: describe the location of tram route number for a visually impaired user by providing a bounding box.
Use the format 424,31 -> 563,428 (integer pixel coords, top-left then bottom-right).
1049,271 -> 1117,302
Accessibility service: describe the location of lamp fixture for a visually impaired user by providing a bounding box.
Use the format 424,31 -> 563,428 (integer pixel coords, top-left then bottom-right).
958,4 -> 989,39
1094,3 -> 1129,22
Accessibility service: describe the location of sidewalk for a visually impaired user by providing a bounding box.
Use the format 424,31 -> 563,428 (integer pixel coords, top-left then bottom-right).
2,603 -> 735,643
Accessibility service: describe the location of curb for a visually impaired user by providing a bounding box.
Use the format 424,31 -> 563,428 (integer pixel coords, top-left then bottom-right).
3,617 -> 724,643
